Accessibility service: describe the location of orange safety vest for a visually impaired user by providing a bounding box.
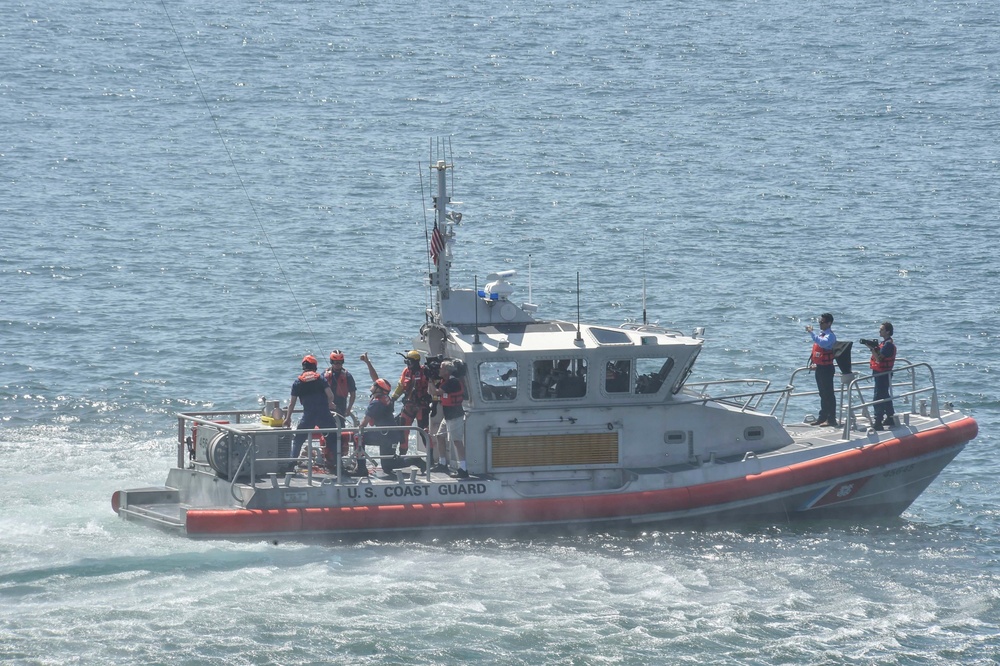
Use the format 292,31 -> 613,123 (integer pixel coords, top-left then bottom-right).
870,339 -> 896,373
324,369 -> 351,398
398,366 -> 429,403
440,378 -> 464,408
811,343 -> 835,366
298,371 -> 323,382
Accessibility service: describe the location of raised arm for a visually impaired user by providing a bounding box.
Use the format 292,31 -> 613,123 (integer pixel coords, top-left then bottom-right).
360,352 -> 380,382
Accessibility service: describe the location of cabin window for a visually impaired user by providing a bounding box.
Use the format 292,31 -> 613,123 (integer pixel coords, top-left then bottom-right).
605,360 -> 631,393
478,361 -> 518,401
532,358 -> 588,399
671,350 -> 699,394
590,327 -> 632,345
635,357 -> 675,395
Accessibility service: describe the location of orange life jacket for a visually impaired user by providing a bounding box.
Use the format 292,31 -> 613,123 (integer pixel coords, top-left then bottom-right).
298,371 -> 323,382
440,378 -> 464,408
398,366 -> 429,403
811,343 -> 835,366
870,339 -> 896,373
324,369 -> 350,398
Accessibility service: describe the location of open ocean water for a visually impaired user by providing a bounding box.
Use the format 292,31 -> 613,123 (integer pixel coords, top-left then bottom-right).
2,0 -> 999,663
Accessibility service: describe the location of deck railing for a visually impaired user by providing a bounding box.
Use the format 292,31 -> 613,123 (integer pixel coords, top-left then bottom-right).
174,410 -> 431,501
779,359 -> 939,437
678,379 -> 791,413
681,359 -> 941,439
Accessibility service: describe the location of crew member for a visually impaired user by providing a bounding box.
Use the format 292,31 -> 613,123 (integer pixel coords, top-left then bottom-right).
360,377 -> 398,463
286,355 -> 338,459
868,321 -> 897,431
805,313 -> 838,427
323,349 -> 357,425
426,356 -> 447,472
390,350 -> 430,455
431,360 -> 468,478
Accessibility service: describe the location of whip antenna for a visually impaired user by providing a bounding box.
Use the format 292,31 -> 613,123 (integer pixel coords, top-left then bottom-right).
473,276 -> 481,345
159,0 -> 319,350
449,136 -> 456,196
528,254 -> 533,305
642,229 -> 647,325
419,162 -> 432,314
576,272 -> 583,342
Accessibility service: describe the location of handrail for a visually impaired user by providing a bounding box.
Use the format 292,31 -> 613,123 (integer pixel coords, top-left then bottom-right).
226,424 -> 432,500
175,411 -> 433,502
230,440 -> 256,501
671,359 -> 938,438
682,378 -> 772,395
676,379 -> 791,413
841,362 -> 939,437
619,322 -> 687,337
778,361 -> 937,437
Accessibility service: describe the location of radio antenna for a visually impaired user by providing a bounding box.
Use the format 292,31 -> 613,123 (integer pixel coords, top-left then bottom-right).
473,275 -> 482,346
576,272 -> 583,342
528,254 -> 533,305
642,230 -> 648,325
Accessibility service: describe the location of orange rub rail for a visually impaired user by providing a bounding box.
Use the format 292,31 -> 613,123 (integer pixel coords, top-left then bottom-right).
184,416 -> 977,536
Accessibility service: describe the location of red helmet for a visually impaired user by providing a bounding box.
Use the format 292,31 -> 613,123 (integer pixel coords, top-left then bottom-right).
372,378 -> 391,393
302,354 -> 318,366
329,350 -> 345,362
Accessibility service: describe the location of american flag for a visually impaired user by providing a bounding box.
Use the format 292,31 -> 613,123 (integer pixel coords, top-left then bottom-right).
430,225 -> 444,265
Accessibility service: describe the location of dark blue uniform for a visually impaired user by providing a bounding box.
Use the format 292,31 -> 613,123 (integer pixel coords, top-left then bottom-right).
290,371 -> 336,458
364,395 -> 396,456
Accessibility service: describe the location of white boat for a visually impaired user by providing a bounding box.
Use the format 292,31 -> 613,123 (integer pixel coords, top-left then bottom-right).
112,159 -> 978,539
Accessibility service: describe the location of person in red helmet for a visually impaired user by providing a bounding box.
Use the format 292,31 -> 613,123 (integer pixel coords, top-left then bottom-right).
323,349 -> 357,425
286,354 -> 338,459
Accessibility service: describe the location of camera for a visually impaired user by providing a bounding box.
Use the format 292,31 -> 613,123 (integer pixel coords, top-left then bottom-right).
424,354 -> 443,380
860,338 -> 880,349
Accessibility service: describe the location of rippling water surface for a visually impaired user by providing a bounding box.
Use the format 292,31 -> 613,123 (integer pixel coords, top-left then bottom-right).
2,0 -> 999,663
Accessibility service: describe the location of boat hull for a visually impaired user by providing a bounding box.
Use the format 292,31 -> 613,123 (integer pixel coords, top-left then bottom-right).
116,416 -> 976,539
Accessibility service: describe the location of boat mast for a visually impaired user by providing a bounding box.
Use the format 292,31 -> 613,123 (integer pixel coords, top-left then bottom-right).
431,159 -> 452,315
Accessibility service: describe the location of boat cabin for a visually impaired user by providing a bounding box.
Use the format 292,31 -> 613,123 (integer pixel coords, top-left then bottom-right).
447,320 -> 702,408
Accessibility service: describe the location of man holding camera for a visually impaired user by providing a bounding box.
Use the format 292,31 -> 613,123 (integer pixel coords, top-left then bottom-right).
805,313 -> 839,427
863,322 -> 897,431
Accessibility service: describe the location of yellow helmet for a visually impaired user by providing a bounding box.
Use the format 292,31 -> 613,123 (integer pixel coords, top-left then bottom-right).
405,350 -> 421,362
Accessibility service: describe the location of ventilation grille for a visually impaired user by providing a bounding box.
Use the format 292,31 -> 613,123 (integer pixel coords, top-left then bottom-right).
492,432 -> 619,468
